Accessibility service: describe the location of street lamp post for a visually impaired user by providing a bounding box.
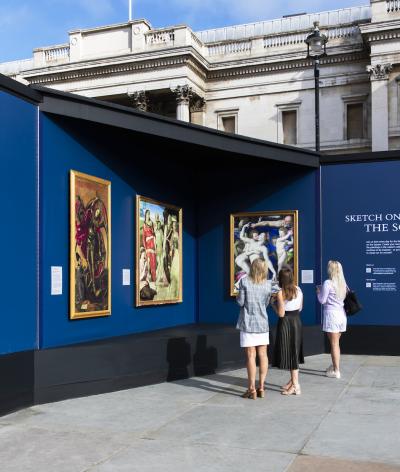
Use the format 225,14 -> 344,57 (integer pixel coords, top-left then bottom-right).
305,22 -> 328,152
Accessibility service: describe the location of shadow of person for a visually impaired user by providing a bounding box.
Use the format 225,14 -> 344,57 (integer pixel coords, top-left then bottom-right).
167,337 -> 191,382
299,368 -> 326,377
193,335 -> 218,377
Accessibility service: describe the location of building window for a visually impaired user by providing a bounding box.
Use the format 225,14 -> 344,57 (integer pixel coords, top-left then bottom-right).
216,109 -> 238,134
221,116 -> 236,134
282,110 -> 297,145
347,103 -> 364,140
342,94 -> 368,142
276,101 -> 301,145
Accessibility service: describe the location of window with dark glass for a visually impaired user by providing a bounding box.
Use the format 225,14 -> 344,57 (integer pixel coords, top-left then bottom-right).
347,103 -> 364,140
221,116 -> 236,134
282,110 -> 297,145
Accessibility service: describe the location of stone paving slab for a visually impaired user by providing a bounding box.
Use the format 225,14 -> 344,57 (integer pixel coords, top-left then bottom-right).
0,354 -> 399,472
87,439 -> 295,472
0,424 -> 129,472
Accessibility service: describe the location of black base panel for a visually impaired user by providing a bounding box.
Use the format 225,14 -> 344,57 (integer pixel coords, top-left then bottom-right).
0,350 -> 34,416
339,325 -> 400,356
34,324 -> 325,405
34,324 -> 244,404
1,323 -> 325,415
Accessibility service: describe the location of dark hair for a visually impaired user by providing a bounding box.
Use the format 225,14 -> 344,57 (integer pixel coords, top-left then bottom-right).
278,267 -> 297,301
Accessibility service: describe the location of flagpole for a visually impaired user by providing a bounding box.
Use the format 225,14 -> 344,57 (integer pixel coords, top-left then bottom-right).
129,0 -> 133,21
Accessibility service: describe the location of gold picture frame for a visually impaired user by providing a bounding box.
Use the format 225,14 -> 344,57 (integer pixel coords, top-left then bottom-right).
70,170 -> 111,319
136,195 -> 183,307
230,210 -> 299,296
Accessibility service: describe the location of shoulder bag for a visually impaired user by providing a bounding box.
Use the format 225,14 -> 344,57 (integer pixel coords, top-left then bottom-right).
344,289 -> 362,316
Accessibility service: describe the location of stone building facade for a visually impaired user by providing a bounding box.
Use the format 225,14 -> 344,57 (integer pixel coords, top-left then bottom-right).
2,0 -> 400,153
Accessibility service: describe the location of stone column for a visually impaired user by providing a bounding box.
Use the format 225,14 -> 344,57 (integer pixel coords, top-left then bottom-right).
128,90 -> 149,112
367,63 -> 393,151
190,97 -> 206,126
172,85 -> 193,122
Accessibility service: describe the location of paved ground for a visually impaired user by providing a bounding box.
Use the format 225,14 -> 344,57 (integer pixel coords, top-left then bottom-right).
1,354 -> 400,471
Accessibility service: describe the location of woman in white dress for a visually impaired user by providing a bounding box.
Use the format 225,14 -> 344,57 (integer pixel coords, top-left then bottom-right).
317,260 -> 347,379
236,258 -> 273,400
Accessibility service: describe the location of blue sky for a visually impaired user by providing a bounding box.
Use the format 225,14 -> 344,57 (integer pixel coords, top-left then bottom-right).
0,0 -> 368,62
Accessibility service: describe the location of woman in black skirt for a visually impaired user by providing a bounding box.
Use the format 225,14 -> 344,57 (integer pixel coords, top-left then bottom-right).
272,267 -> 304,395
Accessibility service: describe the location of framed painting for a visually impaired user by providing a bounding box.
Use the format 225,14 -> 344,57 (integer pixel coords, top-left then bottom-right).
70,170 -> 111,319
230,210 -> 298,296
136,195 -> 183,307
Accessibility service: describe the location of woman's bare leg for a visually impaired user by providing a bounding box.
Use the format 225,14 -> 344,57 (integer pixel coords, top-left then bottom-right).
245,347 -> 257,391
291,368 -> 299,386
328,332 -> 341,372
256,345 -> 268,390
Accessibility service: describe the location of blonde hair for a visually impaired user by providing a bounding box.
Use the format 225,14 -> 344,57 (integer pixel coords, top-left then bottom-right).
327,260 -> 347,301
249,258 -> 267,284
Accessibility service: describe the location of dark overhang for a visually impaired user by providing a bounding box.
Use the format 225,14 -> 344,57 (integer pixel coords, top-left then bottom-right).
0,73 -> 42,104
1,73 -> 320,168
321,150 -> 400,165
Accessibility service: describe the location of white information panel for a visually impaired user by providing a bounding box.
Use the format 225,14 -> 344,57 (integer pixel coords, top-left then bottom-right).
122,269 -> 131,286
301,270 -> 314,284
51,266 -> 63,295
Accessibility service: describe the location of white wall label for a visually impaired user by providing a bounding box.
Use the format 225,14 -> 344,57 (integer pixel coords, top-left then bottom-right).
122,269 -> 131,286
51,266 -> 63,295
301,270 -> 314,284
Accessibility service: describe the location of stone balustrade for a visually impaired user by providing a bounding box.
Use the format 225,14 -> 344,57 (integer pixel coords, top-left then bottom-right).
44,45 -> 70,62
264,24 -> 360,49
33,44 -> 70,67
145,29 -> 175,46
387,0 -> 400,12
29,5 -> 370,70
207,39 -> 252,56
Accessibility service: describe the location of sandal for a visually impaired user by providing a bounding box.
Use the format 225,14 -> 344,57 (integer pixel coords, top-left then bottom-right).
281,380 -> 293,391
242,389 -> 257,400
281,384 -> 301,396
257,388 -> 265,399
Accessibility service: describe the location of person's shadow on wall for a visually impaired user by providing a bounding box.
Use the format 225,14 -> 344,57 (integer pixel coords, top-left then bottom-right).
166,335 -> 219,382
193,335 -> 218,377
166,337 -> 191,382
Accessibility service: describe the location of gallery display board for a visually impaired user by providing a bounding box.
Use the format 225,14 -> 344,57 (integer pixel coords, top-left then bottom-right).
0,91 -> 37,355
322,161 -> 400,326
40,114 -> 197,349
198,169 -> 318,327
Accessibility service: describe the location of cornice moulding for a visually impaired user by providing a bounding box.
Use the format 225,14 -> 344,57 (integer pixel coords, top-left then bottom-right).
21,47 -> 369,86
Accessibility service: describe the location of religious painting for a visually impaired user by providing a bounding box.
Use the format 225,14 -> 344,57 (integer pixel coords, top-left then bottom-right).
136,195 -> 183,306
230,210 -> 298,296
70,170 -> 111,319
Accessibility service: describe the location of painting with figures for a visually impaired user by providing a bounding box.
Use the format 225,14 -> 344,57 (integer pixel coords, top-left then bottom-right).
70,170 -> 111,319
136,195 -> 182,306
230,211 -> 298,296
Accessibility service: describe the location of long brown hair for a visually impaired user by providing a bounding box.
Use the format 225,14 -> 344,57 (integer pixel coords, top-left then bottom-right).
278,267 -> 297,301
249,258 -> 267,284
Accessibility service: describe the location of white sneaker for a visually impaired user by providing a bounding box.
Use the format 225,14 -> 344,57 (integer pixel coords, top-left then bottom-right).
326,367 -> 341,379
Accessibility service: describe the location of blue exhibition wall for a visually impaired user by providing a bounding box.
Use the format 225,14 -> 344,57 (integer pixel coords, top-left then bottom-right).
197,162 -> 319,328
322,161 -> 400,326
0,91 -> 37,355
40,114 -> 197,349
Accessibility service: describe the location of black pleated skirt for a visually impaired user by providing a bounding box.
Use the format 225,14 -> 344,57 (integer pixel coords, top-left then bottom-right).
273,310 -> 304,370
